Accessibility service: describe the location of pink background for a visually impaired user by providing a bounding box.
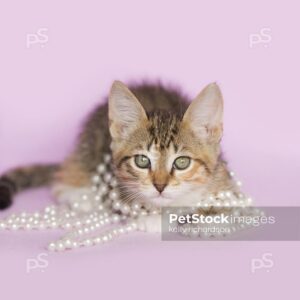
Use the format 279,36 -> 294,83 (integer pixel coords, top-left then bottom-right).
0,0 -> 299,299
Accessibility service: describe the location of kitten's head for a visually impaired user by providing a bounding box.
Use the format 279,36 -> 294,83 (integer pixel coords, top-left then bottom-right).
108,81 -> 223,207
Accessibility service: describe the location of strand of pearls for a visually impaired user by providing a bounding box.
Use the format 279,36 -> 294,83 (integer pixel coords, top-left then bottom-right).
0,154 -> 256,250
173,171 -> 261,239
0,154 -> 159,251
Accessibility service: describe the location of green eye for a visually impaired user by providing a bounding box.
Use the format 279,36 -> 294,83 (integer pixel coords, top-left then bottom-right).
173,156 -> 191,170
134,155 -> 151,169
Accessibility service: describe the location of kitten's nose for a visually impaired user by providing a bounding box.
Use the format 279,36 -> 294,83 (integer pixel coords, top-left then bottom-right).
153,183 -> 167,193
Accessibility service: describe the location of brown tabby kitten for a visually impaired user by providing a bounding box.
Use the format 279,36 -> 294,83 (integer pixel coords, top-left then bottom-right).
0,81 -> 236,230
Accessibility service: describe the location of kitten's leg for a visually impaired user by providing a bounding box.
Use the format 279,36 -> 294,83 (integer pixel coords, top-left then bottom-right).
52,156 -> 91,203
136,214 -> 162,233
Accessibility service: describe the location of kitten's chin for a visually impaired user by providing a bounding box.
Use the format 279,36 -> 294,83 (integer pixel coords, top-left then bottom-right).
148,195 -> 173,207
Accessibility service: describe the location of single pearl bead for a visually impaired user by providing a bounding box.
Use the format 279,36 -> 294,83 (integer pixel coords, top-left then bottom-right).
75,221 -> 82,227
126,225 -> 133,232
25,224 -> 32,230
112,229 -> 119,236
83,239 -> 93,247
110,178 -> 118,187
48,243 -> 56,251
64,239 -> 72,248
113,201 -> 121,210
92,175 -> 101,184
49,210 -> 56,216
109,191 -> 118,200
99,185 -> 108,195
97,204 -> 104,211
72,241 -> 79,249
72,202 -> 79,209
94,237 -> 101,244
131,202 -> 141,211
51,222 -> 58,229
45,206 -> 52,213
107,233 -> 113,240
104,154 -> 111,163
131,211 -> 138,217
104,218 -> 110,224
56,242 -> 65,251
38,223 -> 45,229
112,214 -> 120,223
63,223 -> 71,229
94,195 -> 101,202
218,192 -> 225,199
121,205 -> 130,214
97,164 -> 106,174
0,222 -> 7,229
102,235 -> 108,242
225,191 -> 232,198
11,224 -> 19,230
140,211 -> 147,216
104,173 -> 113,183
81,194 -> 89,201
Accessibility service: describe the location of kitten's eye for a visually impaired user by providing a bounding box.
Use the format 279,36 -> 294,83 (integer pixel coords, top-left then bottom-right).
134,155 -> 151,169
173,156 -> 191,170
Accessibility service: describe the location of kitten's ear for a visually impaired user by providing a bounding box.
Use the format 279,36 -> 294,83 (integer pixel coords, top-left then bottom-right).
109,81 -> 147,140
182,83 -> 223,142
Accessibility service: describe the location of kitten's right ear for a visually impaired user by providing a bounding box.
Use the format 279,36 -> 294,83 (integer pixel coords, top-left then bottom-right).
108,81 -> 147,140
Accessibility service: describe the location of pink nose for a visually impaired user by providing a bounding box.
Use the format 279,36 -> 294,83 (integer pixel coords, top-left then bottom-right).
153,183 -> 167,193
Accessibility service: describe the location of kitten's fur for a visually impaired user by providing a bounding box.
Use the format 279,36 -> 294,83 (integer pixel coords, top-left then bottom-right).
0,81 -> 238,230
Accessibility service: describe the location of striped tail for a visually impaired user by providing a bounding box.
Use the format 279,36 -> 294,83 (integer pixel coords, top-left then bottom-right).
0,164 -> 59,210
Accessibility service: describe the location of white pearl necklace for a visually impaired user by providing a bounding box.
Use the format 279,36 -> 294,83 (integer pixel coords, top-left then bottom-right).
0,154 -> 255,251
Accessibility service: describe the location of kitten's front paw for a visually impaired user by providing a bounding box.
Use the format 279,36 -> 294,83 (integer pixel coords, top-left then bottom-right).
137,215 -> 162,233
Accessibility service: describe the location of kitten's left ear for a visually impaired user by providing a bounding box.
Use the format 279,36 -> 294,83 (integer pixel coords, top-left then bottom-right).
182,83 -> 223,142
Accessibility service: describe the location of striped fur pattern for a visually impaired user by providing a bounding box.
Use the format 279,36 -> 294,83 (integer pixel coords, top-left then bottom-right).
108,81 -> 234,207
